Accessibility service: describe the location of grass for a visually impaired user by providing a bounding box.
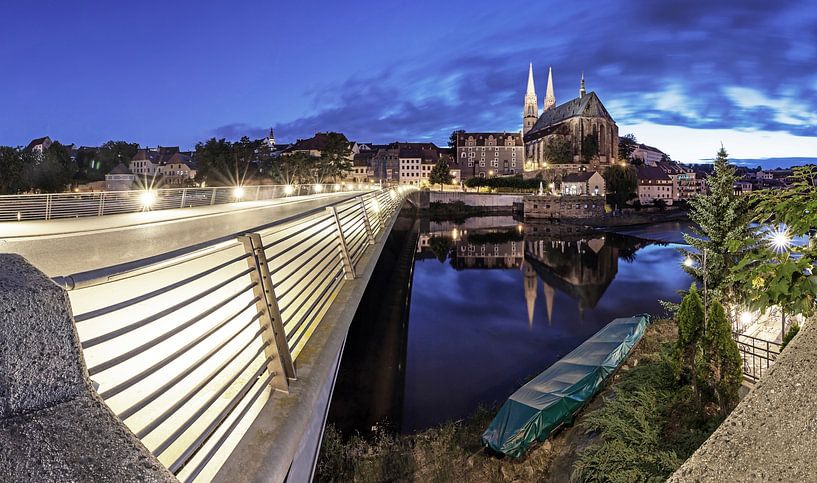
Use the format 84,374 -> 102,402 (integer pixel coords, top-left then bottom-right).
316,319 -> 729,482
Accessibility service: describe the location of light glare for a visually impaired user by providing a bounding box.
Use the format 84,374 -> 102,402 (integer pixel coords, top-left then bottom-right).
139,190 -> 157,207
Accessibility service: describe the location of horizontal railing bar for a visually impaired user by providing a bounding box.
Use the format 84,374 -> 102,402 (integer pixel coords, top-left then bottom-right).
285,266 -> 343,343
118,317 -> 264,421
88,280 -> 255,375
288,273 -> 344,352
274,245 -> 340,304
75,253 -> 251,322
181,369 -> 273,482
169,360 -> 272,474
262,214 -> 334,252
82,269 -> 254,349
151,353 -> 271,457
277,250 -> 341,315
268,226 -> 336,277
138,338 -> 268,442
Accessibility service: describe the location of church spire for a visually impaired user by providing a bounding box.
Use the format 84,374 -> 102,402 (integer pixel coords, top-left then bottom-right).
523,63 -> 539,135
544,66 -> 556,111
579,72 -> 586,97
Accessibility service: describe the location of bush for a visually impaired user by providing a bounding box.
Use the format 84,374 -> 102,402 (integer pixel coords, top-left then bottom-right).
464,174 -> 540,192
782,323 -> 800,349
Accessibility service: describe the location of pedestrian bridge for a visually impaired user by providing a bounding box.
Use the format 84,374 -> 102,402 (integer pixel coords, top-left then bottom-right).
0,185 -> 417,482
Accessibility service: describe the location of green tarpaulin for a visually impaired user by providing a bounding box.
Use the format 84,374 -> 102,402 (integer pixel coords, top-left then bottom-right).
481,314 -> 650,458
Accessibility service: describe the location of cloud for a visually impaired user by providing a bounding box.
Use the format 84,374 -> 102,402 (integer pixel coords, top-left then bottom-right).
212,123 -> 269,141
224,0 -> 817,150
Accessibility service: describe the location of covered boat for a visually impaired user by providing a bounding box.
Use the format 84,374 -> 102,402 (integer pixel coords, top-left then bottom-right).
481,314 -> 650,457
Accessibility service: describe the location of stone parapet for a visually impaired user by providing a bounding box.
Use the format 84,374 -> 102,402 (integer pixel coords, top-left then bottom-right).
669,319 -> 817,481
0,254 -> 175,482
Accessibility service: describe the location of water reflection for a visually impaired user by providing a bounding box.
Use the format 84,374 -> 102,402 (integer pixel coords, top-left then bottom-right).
404,217 -> 692,432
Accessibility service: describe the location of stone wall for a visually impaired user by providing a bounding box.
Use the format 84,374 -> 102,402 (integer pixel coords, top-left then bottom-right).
523,194 -> 605,219
427,191 -> 523,207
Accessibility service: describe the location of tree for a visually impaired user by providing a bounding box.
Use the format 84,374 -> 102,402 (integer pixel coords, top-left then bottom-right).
675,284 -> 705,389
582,132 -> 599,164
26,142 -> 76,192
428,236 -> 452,263
448,129 -> 465,149
267,152 -> 314,185
731,166 -> 817,334
603,165 -> 637,210
319,132 -> 352,182
0,146 -> 30,194
681,146 -> 751,302
428,157 -> 453,190
618,133 -> 638,162
542,136 -> 573,165
653,198 -> 667,211
700,301 -> 743,415
96,141 -> 139,176
194,138 -> 239,185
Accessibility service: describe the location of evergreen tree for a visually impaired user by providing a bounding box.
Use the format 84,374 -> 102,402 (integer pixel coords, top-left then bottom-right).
428,157 -> 453,191
682,146 -> 751,301
675,284 -> 706,390
603,165 -> 638,210
701,301 -> 743,415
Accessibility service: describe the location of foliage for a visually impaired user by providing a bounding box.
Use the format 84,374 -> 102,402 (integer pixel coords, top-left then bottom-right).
0,146 -> 30,194
26,142 -> 77,192
96,141 -> 139,177
428,157 -> 453,190
731,166 -> 817,322
653,198 -> 667,211
317,132 -> 353,182
603,165 -> 637,209
582,132 -> 599,164
543,136 -> 574,165
572,320 -> 725,483
466,229 -> 523,245
464,174 -> 540,191
681,146 -> 751,302
448,129 -> 464,149
618,133 -> 637,162
194,137 -> 244,185
782,323 -> 800,349
675,285 -> 705,388
699,301 -> 743,416
428,236 -> 453,263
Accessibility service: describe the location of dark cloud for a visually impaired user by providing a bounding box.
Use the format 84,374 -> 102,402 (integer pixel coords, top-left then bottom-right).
227,0 -> 817,144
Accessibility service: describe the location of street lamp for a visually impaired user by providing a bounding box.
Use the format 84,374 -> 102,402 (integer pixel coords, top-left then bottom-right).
766,225 -> 793,337
232,186 -> 245,199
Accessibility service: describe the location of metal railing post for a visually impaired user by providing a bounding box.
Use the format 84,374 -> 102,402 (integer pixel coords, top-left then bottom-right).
180,188 -> 187,209
255,185 -> 261,201
45,194 -> 52,220
327,206 -> 356,280
210,188 -> 217,205
98,192 -> 106,216
359,196 -> 375,245
238,233 -> 297,392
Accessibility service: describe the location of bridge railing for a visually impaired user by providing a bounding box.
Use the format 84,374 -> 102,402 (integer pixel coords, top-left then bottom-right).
0,183 -> 376,222
733,332 -> 781,382
54,186 -> 413,482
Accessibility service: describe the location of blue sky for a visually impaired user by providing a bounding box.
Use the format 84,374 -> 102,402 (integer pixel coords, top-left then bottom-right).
2,0 -> 816,163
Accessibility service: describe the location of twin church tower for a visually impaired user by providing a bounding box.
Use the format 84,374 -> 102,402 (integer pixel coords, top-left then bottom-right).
523,64 -> 586,136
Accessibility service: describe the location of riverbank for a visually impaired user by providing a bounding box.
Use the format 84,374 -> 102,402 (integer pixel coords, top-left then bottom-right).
315,319 -> 727,482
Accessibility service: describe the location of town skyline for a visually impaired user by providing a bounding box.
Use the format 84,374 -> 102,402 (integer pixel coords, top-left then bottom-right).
2,1 -> 816,163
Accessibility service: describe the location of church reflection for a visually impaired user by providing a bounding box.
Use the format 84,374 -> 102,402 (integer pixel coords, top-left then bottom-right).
418,220 -> 651,327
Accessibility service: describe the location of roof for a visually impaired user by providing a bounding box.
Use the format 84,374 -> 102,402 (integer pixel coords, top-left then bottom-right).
165,152 -> 196,169
562,171 -> 598,183
108,162 -> 132,175
525,92 -> 614,141
634,143 -> 664,154
398,147 -> 437,161
132,149 -> 159,163
637,165 -> 671,181
353,151 -> 375,166
25,136 -> 51,151
456,132 -> 522,147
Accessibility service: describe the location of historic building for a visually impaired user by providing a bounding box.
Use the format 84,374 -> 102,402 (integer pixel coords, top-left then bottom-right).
522,68 -> 619,175
453,132 -> 523,178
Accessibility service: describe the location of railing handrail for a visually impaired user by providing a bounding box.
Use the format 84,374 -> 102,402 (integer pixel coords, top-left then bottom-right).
52,190 -> 387,291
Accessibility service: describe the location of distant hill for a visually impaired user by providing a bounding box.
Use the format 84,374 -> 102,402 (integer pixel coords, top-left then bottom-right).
689,157 -> 817,170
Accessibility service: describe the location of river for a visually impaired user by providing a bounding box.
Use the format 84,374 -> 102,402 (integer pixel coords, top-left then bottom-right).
327,214 -> 694,434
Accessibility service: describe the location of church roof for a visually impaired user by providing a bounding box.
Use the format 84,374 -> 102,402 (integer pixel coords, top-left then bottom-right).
525,92 -> 614,142
562,171 -> 598,183
108,162 -> 132,175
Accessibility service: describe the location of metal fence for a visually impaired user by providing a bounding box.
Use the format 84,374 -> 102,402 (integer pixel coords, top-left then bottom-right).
733,332 -> 781,382
54,186 -> 413,482
0,183 -> 376,222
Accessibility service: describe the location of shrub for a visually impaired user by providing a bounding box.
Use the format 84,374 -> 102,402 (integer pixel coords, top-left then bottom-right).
782,323 -> 800,349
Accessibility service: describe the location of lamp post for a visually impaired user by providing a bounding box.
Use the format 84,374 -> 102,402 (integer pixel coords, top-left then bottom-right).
768,225 -> 793,339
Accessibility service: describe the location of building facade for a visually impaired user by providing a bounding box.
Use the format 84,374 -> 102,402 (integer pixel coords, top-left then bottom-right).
454,132 -> 523,179
560,171 -> 605,196
104,162 -> 136,191
636,165 -> 674,205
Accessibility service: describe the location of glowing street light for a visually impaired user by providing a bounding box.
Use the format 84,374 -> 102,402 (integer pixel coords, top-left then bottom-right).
139,190 -> 157,208
334,183 -> 341,191
284,185 -> 294,195
740,311 -> 753,327
314,184 -> 323,193
683,256 -> 695,268
767,226 -> 792,253
232,186 -> 245,199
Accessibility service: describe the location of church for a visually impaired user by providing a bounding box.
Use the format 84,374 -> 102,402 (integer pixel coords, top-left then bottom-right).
521,64 -> 619,176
